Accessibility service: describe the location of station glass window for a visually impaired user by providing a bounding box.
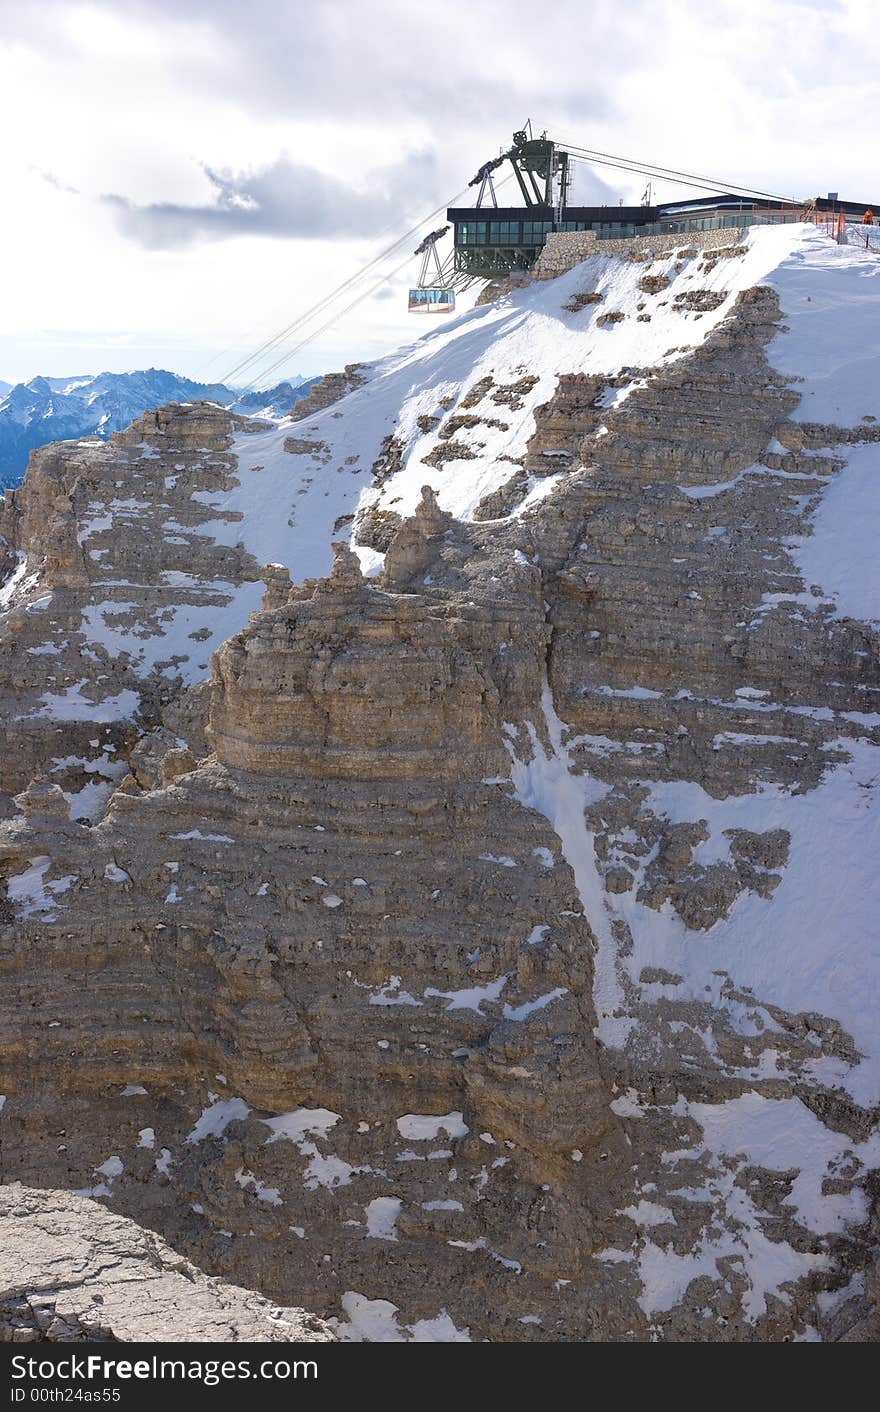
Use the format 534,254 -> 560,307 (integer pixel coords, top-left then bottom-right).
488,221 -> 520,244
522,220 -> 552,245
457,222 -> 488,246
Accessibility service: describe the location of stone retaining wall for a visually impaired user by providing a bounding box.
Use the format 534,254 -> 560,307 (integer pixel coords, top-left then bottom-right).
534,225 -> 745,278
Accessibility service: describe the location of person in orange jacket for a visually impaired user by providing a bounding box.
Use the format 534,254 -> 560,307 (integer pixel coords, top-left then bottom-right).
862,209 -> 874,224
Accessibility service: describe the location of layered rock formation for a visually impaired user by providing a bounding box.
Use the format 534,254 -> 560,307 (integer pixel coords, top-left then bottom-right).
0,396 -> 379,815
0,403 -> 262,808
1,224 -> 878,1341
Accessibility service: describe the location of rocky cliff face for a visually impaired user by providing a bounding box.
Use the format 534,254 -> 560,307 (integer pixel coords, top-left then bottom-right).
0,394 -> 379,815
1,225 -> 878,1341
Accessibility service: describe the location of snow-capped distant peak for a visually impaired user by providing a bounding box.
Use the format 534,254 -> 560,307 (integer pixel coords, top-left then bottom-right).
0,368 -> 319,491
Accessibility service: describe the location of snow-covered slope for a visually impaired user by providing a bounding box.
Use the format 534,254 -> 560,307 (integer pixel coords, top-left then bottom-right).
15,225 -> 877,644
205,224 -> 878,573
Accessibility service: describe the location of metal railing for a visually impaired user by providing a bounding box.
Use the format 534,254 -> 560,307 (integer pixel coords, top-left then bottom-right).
844,221 -> 880,252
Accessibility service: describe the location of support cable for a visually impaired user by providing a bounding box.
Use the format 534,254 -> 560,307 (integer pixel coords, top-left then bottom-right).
227,173 -> 514,389
555,139 -> 798,205
221,185 -> 473,385
236,250 -> 416,391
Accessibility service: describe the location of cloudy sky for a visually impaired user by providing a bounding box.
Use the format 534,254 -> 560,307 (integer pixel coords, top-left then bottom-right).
1,0 -> 877,387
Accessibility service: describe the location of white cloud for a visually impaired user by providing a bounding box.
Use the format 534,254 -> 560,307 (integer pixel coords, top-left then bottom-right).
1,0 -> 878,384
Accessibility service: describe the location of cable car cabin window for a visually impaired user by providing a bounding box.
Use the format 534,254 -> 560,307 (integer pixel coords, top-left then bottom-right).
408,288 -> 456,314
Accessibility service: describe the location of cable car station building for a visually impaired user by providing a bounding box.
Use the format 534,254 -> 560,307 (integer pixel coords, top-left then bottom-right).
444,130 -> 875,281
447,192 -> 874,280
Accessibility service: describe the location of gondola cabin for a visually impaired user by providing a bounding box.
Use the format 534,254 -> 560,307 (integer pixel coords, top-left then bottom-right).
408,287 -> 456,314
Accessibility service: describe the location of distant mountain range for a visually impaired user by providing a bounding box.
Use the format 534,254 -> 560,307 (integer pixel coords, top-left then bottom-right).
0,368 -> 319,489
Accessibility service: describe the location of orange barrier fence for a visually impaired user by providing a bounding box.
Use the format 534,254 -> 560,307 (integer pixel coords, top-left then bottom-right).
802,208 -> 847,242
802,208 -> 880,250
723,206 -> 877,248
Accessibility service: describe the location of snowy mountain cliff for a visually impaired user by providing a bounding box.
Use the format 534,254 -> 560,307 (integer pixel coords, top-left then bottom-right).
1,223 -> 879,1342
